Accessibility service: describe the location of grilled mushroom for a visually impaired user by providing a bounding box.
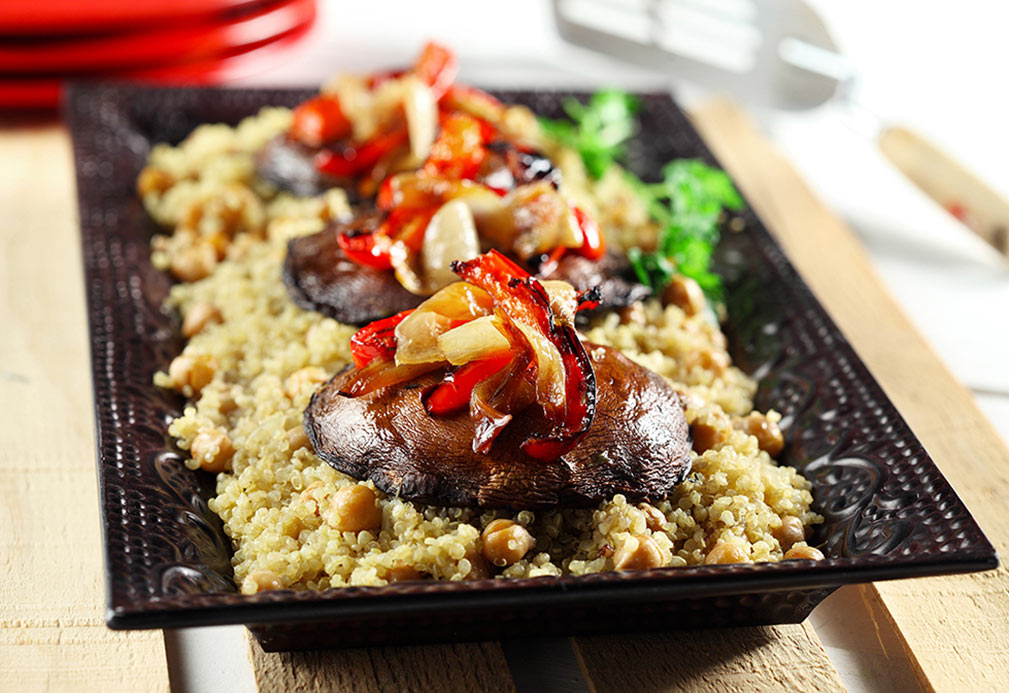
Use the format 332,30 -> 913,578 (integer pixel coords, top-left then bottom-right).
305,345 -> 691,509
542,251 -> 651,313
284,222 -> 651,325
257,135 -> 355,199
283,212 -> 419,324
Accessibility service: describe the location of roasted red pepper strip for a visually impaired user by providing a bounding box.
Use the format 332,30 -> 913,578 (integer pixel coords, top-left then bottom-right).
423,353 -> 514,417
337,229 -> 393,271
314,127 -> 409,178
576,286 -> 602,312
451,250 -> 596,460
411,41 -> 458,100
571,205 -> 605,260
423,112 -> 488,180
290,95 -> 352,148
349,309 -> 414,369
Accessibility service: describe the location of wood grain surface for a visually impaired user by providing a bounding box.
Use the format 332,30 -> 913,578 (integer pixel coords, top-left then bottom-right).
574,622 -> 842,692
0,125 -> 170,691
247,633 -> 516,692
691,99 -> 1009,691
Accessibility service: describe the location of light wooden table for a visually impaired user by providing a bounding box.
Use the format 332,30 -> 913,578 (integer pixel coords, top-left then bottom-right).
2,100 -> 1007,691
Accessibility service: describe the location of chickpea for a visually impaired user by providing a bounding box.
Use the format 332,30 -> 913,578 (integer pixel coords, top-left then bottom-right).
734,412 -> 785,457
170,240 -> 217,282
691,421 -> 729,454
241,570 -> 284,594
619,302 -> 647,326
190,428 -> 234,473
206,231 -> 230,259
136,166 -> 174,197
663,275 -> 706,317
286,424 -> 310,451
326,484 -> 383,533
774,516 -> 806,551
284,366 -> 329,400
613,535 -> 663,571
463,548 -> 491,579
784,545 -> 825,561
168,353 -> 217,393
704,541 -> 751,565
481,519 -> 535,567
181,301 -> 223,338
299,480 -> 325,512
387,564 -> 425,583
683,348 -> 730,376
638,503 -> 666,532
218,394 -> 238,414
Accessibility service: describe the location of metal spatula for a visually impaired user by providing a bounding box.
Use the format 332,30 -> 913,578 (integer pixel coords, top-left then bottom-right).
553,0 -> 1009,258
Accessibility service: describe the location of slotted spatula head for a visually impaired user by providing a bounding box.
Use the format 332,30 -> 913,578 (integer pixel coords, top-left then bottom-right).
553,0 -> 844,110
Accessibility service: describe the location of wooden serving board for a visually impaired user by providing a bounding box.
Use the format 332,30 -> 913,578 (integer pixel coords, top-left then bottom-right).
3,99 -> 1007,691
0,126 -> 170,691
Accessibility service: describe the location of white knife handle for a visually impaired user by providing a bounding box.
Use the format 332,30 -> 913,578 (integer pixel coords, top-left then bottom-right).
878,125 -> 1009,258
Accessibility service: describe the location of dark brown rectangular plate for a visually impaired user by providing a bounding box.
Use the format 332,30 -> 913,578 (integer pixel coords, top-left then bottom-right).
67,84 -> 998,651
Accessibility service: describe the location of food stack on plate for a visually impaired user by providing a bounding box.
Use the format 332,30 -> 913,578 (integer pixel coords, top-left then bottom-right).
0,0 -> 316,108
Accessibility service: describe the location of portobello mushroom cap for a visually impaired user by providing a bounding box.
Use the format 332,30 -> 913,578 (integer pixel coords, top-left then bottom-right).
305,345 -> 692,509
542,250 -> 652,312
283,212 -> 422,325
285,218 -> 651,325
256,134 -> 356,199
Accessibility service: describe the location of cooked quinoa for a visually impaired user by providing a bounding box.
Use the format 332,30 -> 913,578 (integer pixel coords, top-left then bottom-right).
144,109 -> 821,594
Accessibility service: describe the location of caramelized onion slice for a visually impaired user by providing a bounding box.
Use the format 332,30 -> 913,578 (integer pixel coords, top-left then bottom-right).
394,281 -> 497,364
469,352 -> 535,454
394,311 -> 459,365
339,359 -> 442,398
420,199 -> 480,291
438,315 -> 513,366
402,76 -> 437,163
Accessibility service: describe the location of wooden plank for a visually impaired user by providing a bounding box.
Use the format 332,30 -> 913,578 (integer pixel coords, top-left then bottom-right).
690,99 -> 1009,691
247,632 -> 516,692
574,622 -> 843,692
0,125 -> 170,692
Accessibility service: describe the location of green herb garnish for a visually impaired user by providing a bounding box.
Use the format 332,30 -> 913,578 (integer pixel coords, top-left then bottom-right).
625,161 -> 743,301
539,90 -> 743,302
538,89 -> 639,179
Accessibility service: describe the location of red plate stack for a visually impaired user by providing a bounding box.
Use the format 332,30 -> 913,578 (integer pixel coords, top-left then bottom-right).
0,0 -> 317,108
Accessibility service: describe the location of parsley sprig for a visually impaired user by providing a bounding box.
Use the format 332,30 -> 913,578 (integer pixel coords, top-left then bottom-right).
539,90 -> 743,302
625,161 -> 742,300
537,89 -> 639,179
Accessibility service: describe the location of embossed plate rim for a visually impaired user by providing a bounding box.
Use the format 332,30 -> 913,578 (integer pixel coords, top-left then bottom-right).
65,84 -> 998,632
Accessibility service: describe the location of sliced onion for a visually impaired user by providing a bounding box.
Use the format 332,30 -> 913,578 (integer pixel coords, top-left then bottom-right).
401,76 -> 437,163
414,281 -> 494,321
438,315 -> 512,365
331,74 -> 377,141
395,310 -> 459,365
469,351 -> 535,454
389,239 -> 426,295
394,282 -> 497,365
513,320 -> 567,411
504,183 -> 582,260
421,200 -> 480,291
339,359 -> 442,397
539,280 -> 578,327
